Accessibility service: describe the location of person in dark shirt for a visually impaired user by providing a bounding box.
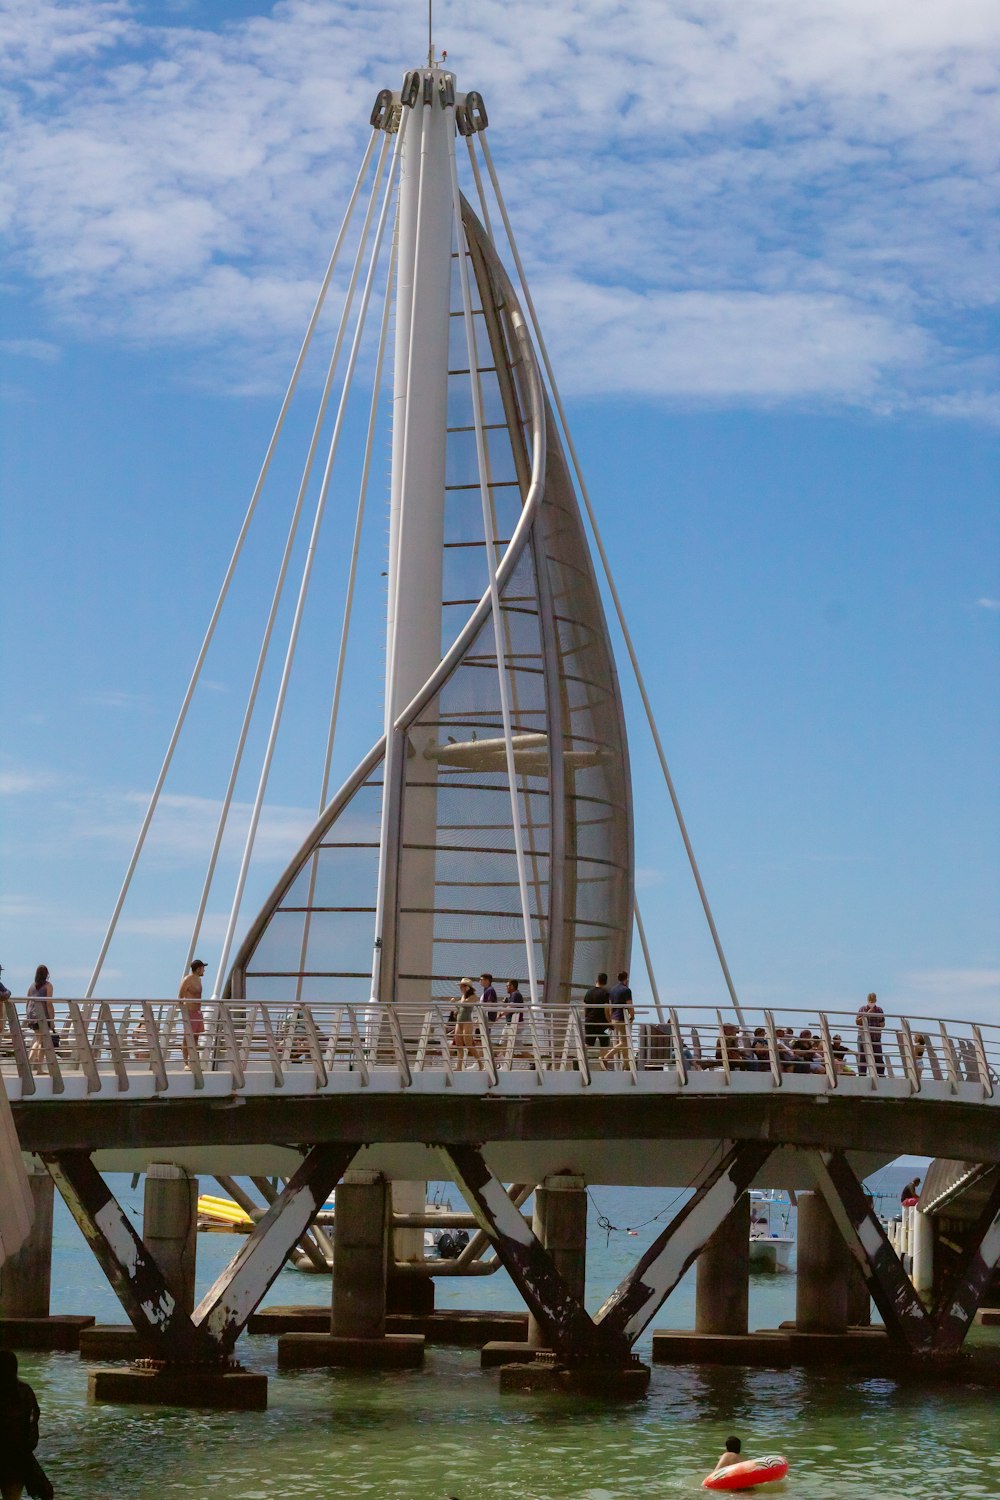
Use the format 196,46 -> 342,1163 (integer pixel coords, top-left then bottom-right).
480,973 -> 498,1023
602,970 -> 634,1065
583,972 -> 611,1056
0,1349 -> 52,1499
503,979 -> 524,1022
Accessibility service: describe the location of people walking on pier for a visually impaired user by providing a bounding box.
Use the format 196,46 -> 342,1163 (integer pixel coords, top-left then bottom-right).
25,966 -> 56,1070
503,978 -> 524,1022
480,973 -> 498,1024
178,958 -> 207,1067
583,972 -> 611,1061
0,1350 -> 52,1500
452,978 -> 482,1070
602,970 -> 634,1066
856,992 -> 885,1076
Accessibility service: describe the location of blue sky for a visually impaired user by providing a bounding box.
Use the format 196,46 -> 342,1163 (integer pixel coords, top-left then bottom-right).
0,0 -> 997,1024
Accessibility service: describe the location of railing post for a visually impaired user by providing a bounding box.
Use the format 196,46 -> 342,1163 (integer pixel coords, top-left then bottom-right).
971,1024 -> 993,1100
817,1013 -> 838,1089
668,1007 -> 688,1086
763,1010 -> 782,1088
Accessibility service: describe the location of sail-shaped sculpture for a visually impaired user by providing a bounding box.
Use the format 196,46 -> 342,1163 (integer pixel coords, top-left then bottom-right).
228,68 -> 633,1009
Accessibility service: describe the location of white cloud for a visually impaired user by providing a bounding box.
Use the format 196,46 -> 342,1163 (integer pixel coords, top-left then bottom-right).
975,597 -> 1000,611
0,337 -> 60,361
71,787 -> 315,861
0,0 -> 998,411
0,767 -> 59,795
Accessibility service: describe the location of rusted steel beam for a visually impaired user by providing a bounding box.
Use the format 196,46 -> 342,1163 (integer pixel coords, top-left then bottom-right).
807,1149 -> 932,1351
43,1151 -> 216,1362
930,1175 -> 1000,1355
595,1141 -> 773,1345
441,1145 -> 622,1362
195,1144 -> 357,1352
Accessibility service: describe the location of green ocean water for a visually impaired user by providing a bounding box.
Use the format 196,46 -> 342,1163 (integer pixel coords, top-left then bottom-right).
17,1167 -> 1000,1499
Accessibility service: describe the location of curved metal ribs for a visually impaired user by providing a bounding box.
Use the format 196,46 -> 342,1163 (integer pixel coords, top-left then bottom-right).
228,202 -> 633,1008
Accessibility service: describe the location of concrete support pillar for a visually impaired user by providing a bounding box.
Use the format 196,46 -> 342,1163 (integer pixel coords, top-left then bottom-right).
911,1209 -> 934,1301
796,1191 -> 849,1334
331,1169 -> 389,1339
143,1164 -> 198,1316
696,1195 -> 750,1335
0,1168 -> 53,1318
527,1174 -> 587,1348
846,1259 -> 871,1326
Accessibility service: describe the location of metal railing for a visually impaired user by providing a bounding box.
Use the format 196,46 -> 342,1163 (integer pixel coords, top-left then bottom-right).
1,998 -> 996,1103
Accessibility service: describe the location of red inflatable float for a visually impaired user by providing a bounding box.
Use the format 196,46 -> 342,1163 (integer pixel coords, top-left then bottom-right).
702,1455 -> 789,1490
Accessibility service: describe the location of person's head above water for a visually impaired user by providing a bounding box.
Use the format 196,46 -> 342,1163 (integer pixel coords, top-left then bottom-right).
725,1437 -> 741,1454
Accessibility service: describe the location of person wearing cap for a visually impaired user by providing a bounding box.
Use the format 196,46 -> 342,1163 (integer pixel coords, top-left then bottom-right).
178,959 -> 207,1067
452,978 -> 482,1071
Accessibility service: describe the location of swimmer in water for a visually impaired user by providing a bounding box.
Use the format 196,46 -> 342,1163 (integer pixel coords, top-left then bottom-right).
711,1436 -> 743,1473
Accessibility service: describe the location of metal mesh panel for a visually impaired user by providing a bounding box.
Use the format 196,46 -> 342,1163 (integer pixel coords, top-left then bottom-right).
239,760 -> 384,1002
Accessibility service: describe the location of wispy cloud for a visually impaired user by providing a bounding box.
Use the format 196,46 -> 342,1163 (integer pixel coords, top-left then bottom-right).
0,0 -> 997,413
0,337 -> 60,361
0,767 -> 59,795
69,788 -> 316,861
80,688 -> 145,709
975,597 -> 1000,611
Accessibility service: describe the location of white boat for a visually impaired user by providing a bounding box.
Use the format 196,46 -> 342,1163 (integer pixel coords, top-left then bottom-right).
748,1190 -> 794,1273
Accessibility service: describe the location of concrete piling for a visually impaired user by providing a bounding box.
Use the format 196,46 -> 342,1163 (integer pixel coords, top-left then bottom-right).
278,1170 -> 424,1369
144,1164 -> 198,1315
795,1191 -> 850,1333
0,1166 -> 94,1351
696,1196 -> 750,1335
527,1174 -> 587,1348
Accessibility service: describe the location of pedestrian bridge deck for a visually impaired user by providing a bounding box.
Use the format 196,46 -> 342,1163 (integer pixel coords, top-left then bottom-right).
2,998 -> 995,1105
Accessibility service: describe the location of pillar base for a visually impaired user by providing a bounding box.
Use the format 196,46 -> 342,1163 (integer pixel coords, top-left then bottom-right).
652,1330 -> 791,1368
79,1325 -> 142,1360
481,1339 -> 543,1368
0,1315 -> 95,1351
276,1332 -> 425,1369
975,1309 -> 1000,1327
498,1353 -> 650,1398
88,1365 -> 266,1410
250,1305 -> 528,1346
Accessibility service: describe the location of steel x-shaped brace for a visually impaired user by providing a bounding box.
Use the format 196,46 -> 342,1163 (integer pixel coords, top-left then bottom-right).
45,1144 -> 359,1362
441,1141 -> 774,1363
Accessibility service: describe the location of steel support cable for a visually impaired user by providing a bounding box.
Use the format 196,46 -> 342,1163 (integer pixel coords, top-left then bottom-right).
372,96 -> 429,1002
294,231 -> 399,1001
634,895 -> 665,1023
85,131 -> 381,1001
447,117 -> 540,1010
215,120 -> 407,995
475,134 -> 745,1025
188,136 -> 393,975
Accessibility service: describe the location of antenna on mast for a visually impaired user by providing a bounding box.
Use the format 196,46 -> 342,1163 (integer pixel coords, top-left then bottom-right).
428,0 -> 433,66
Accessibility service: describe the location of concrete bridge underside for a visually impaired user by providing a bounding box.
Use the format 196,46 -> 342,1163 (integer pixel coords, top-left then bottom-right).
13,1092 -> 1000,1182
